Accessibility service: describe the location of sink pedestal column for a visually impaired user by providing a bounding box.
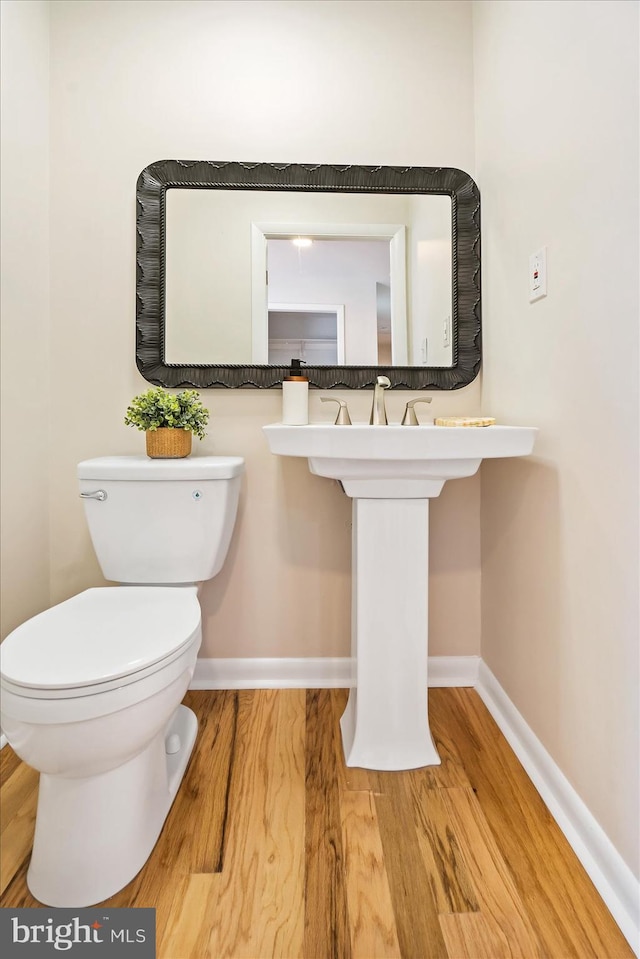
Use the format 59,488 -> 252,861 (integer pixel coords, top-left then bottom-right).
264,422 -> 538,770
340,496 -> 441,770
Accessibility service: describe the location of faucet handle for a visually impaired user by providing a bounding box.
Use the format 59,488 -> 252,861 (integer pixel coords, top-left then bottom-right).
401,397 -> 433,426
320,397 -> 352,425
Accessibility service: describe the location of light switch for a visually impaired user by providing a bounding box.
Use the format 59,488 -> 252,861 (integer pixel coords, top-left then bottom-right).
529,247 -> 547,302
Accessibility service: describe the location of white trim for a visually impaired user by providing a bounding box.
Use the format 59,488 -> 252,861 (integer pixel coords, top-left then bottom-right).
190,655 -> 480,691
191,657 -> 353,690
428,655 -> 480,687
250,223 -> 269,362
476,661 -> 640,956
388,227 -> 407,364
0,732 -> 7,751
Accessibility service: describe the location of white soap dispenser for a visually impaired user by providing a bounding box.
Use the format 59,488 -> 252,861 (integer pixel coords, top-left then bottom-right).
282,358 -> 309,425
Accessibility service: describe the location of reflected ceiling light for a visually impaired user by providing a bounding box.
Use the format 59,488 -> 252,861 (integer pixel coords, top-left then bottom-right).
292,237 -> 313,248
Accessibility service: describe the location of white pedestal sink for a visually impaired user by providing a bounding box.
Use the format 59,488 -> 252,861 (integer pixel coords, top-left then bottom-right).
263,423 -> 537,770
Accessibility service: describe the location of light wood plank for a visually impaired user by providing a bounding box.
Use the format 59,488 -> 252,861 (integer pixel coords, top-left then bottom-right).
440,911 -> 515,959
409,774 -> 479,915
441,786 -> 544,958
340,790 -> 401,958
442,688 -> 634,959
0,761 -> 39,836
261,686 -> 305,958
304,688 -> 351,959
161,873 -> 217,959
0,760 -> 40,902
0,744 -> 22,785
0,784 -> 37,895
188,688 -> 306,959
179,688 -> 277,958
374,774 -> 449,959
181,688 -> 239,873
414,694 -> 473,791
1,855 -> 33,907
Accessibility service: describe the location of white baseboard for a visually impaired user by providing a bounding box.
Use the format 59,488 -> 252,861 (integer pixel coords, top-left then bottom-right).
191,656 -> 352,689
476,661 -> 640,956
428,654 -> 480,687
0,732 -> 6,751
190,655 -> 480,691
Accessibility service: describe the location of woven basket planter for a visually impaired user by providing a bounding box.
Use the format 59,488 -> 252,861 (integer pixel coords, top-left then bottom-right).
145,428 -> 192,459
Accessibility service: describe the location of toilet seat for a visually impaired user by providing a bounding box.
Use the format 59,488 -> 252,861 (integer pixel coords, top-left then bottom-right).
0,587 -> 201,699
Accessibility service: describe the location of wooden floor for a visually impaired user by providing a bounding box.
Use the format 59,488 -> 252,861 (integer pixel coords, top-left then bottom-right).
0,688 -> 633,959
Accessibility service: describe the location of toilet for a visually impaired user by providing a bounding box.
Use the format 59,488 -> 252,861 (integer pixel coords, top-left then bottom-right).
0,454 -> 244,907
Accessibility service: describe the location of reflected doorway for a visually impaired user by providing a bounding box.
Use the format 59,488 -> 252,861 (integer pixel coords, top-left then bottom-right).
267,304 -> 345,365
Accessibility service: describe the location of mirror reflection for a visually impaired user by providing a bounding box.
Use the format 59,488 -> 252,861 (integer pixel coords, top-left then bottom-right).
266,237 -> 389,365
164,189 -> 453,368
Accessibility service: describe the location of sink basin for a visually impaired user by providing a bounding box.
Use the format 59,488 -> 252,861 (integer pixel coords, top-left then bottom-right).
263,423 -> 537,497
263,420 -> 538,770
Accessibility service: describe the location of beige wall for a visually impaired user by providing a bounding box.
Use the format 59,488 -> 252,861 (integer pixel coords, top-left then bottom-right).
42,0 -> 481,659
0,0 -> 51,638
474,0 -> 639,878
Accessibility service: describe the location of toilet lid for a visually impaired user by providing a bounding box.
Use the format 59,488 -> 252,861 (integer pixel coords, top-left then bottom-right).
0,587 -> 201,690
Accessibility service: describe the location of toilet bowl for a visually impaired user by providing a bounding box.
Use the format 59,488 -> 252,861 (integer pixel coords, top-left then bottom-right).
0,455 -> 244,906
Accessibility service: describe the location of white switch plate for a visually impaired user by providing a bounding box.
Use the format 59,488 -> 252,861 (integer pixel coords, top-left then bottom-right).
529,247 -> 547,302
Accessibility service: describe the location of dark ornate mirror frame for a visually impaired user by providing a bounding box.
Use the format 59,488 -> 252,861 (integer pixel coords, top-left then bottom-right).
136,161 -> 481,389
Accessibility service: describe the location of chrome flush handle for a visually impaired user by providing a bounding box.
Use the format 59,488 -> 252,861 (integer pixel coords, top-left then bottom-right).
79,489 -> 108,501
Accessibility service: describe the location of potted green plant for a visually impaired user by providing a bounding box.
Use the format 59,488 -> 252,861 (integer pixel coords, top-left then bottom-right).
124,387 -> 209,458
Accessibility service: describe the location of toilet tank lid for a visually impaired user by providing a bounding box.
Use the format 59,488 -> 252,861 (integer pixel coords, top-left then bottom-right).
78,455 -> 245,481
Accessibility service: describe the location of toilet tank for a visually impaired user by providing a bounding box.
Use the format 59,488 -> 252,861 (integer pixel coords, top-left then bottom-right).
77,455 -> 244,584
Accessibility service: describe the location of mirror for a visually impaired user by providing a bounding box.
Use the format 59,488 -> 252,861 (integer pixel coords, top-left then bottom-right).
136,161 -> 481,389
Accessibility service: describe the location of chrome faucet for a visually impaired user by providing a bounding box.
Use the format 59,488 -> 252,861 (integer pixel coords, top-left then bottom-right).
369,375 -> 391,425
